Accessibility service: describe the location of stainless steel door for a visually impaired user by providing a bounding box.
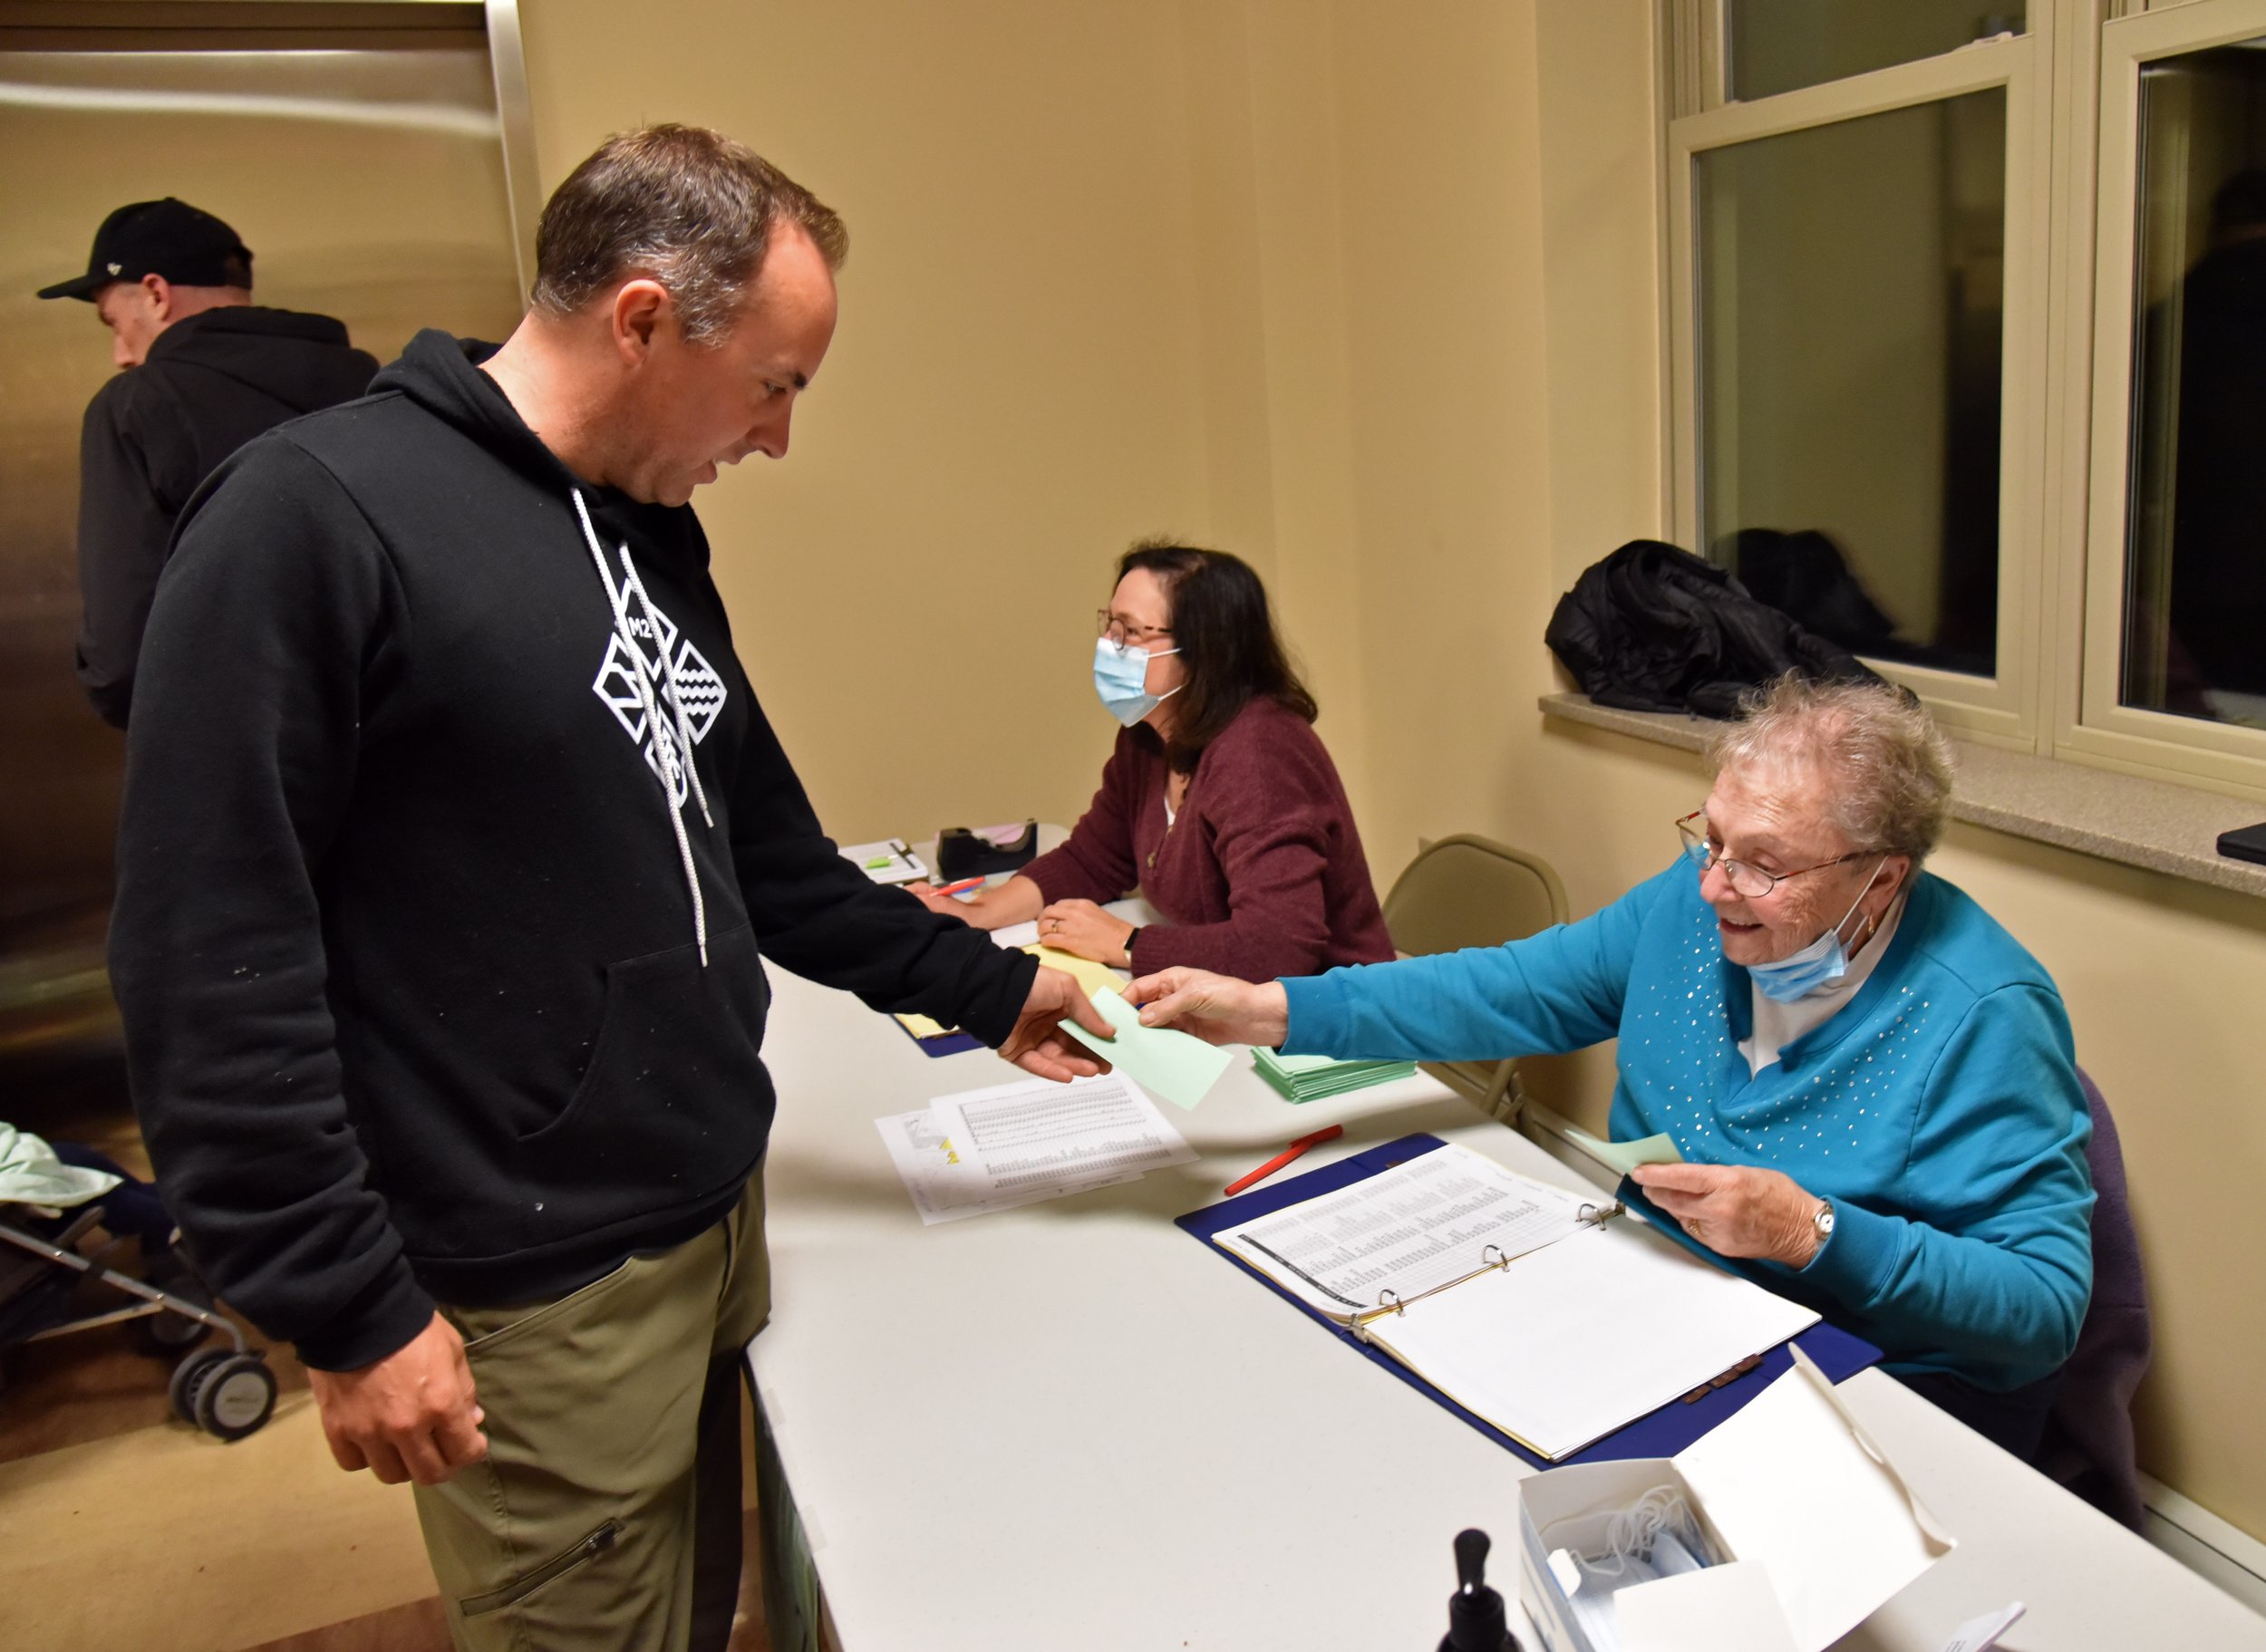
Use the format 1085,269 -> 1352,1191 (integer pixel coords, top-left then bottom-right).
0,4 -> 527,1046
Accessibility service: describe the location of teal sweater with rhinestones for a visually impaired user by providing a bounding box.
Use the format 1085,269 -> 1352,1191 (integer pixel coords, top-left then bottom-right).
1279,861 -> 2094,1391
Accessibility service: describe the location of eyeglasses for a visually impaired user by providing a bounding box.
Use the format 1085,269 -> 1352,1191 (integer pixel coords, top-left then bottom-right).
1674,809 -> 1874,900
1098,610 -> 1174,650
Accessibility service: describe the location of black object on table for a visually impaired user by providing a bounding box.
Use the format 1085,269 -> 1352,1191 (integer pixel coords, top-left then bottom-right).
1438,1527 -> 1523,1652
935,819 -> 1039,879
2216,821 -> 2266,865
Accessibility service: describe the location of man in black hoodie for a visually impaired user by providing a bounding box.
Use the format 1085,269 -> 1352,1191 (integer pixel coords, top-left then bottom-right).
39,197 -> 378,729
109,129 -> 1109,1649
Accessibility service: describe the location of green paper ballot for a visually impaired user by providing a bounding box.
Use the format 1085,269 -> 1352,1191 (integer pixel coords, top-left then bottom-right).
1060,986 -> 1235,1111
1565,1125 -> 1685,1177
1250,1046 -> 1419,1102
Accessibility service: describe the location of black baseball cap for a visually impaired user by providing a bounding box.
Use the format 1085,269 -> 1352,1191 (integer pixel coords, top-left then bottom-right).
37,198 -> 253,302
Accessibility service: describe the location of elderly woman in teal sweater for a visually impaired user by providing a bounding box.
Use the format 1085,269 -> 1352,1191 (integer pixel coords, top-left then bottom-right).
1128,676 -> 2096,1458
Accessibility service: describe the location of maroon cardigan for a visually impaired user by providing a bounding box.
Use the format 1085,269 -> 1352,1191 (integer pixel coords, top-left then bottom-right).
1020,697 -> 1394,980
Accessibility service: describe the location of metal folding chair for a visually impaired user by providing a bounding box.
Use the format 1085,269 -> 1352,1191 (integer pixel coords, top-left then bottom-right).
1380,834 -> 1570,1123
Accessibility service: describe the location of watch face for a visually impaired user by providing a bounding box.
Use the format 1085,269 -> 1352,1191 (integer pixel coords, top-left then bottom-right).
1815,1203 -> 1835,1236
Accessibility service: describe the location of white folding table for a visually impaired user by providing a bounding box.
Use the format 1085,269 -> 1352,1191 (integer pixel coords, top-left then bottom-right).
746,906 -> 2265,1649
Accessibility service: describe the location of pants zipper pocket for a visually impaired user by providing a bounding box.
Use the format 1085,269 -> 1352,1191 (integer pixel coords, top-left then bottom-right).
461,1519 -> 621,1618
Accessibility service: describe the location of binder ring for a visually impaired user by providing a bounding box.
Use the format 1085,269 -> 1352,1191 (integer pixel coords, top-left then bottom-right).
1481,1243 -> 1508,1270
1377,1288 -> 1404,1318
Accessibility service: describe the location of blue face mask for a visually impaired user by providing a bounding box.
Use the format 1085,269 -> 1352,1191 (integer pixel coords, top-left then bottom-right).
1093,636 -> 1181,728
1745,860 -> 1889,1003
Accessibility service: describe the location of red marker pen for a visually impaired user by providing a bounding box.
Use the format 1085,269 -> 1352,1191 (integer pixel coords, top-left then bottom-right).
1223,1124 -> 1344,1197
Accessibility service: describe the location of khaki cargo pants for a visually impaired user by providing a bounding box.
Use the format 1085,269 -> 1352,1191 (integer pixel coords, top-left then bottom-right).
414,1174 -> 771,1652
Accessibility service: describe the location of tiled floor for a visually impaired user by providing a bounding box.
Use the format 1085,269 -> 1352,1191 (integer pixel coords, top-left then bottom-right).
1,1040 -> 769,1650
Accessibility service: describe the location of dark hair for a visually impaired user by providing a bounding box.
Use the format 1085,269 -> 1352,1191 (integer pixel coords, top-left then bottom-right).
1115,538 -> 1316,772
221,250 -> 253,291
531,123 -> 847,344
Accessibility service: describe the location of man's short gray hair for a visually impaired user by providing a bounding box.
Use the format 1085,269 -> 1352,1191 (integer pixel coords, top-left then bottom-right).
530,124 -> 847,346
1709,675 -> 1955,861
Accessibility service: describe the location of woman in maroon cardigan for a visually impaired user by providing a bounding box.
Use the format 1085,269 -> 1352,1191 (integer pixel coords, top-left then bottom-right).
910,541 -> 1394,979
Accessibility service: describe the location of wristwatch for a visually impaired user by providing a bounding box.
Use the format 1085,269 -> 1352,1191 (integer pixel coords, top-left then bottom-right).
1122,927 -> 1141,968
1812,1198 -> 1836,1245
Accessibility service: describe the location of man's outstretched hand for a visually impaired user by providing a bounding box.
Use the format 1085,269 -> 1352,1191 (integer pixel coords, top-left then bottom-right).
1002,964 -> 1115,1081
306,1309 -> 488,1487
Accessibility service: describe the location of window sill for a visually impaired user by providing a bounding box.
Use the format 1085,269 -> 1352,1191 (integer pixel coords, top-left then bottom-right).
1539,692 -> 2266,901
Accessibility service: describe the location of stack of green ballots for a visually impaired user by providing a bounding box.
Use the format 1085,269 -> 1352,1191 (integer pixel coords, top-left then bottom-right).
1251,1048 -> 1419,1102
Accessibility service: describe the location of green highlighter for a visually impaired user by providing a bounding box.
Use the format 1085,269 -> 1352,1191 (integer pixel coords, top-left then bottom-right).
1060,986 -> 1235,1111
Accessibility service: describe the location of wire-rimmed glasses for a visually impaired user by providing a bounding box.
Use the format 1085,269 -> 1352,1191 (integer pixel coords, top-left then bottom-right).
1674,809 -> 1874,900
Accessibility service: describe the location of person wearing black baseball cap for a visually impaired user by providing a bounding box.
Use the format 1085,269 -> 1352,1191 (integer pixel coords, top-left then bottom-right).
41,197 -> 378,728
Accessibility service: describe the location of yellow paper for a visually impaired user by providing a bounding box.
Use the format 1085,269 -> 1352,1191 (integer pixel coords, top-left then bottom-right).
900,950 -> 1123,1046
1021,944 -> 1127,999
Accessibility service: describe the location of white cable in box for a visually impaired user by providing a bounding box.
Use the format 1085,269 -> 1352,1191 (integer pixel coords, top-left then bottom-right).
1517,1346 -> 1956,1652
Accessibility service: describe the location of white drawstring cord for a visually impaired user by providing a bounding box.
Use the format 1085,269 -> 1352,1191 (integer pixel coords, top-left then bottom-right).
573,489 -> 709,966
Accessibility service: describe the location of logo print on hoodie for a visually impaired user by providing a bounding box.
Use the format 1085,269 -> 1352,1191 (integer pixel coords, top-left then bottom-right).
590,562 -> 726,807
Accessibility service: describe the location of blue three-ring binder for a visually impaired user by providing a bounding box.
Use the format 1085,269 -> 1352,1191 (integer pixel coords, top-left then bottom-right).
1175,1132 -> 1881,1470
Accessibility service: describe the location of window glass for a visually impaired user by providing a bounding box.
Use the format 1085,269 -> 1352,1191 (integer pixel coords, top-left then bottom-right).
1697,91 -> 2008,678
2120,39 -> 2266,728
1728,2 -> 2024,101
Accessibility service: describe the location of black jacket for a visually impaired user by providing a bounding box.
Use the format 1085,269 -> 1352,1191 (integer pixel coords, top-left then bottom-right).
2157,238 -> 2266,697
75,305 -> 377,728
1545,539 -> 1883,720
110,330 -> 1039,1370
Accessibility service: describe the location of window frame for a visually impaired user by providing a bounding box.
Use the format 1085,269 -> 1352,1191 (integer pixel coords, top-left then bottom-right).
2067,0 -> 2266,800
1665,20 -> 2053,748
1664,0 -> 2266,803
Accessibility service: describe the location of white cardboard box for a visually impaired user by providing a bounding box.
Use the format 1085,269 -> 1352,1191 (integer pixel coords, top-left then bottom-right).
1517,1348 -> 1956,1652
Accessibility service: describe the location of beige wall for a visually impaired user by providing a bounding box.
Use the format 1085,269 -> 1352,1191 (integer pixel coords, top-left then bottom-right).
519,0 -> 1221,847
517,0 -> 2266,1541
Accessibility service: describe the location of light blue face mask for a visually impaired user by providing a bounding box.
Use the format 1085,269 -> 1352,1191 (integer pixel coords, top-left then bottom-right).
1092,636 -> 1181,728
1745,859 -> 1889,1003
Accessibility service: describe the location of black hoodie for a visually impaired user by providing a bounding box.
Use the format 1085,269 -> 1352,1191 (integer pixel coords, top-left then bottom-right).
74,305 -> 378,727
110,330 -> 1039,1370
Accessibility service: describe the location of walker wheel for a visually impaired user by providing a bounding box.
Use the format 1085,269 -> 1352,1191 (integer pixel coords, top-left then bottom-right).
134,1286 -> 214,1354
192,1352 -> 276,1441
169,1347 -> 231,1425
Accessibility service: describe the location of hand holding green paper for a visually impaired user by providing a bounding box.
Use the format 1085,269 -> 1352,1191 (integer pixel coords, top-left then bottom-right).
1060,985 -> 1234,1111
1564,1124 -> 1685,1177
